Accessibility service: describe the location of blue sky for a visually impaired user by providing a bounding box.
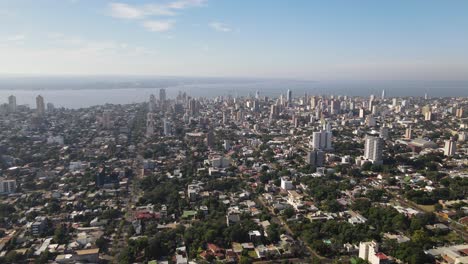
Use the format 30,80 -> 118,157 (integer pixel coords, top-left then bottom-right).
1,0 -> 468,80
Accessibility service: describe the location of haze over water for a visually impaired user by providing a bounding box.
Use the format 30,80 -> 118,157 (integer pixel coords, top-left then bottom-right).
0,77 -> 467,109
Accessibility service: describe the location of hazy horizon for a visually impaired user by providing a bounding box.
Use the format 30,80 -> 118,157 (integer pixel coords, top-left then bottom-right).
2,1 -> 468,79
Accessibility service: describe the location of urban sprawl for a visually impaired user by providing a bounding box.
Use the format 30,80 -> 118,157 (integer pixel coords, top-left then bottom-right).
0,89 -> 467,264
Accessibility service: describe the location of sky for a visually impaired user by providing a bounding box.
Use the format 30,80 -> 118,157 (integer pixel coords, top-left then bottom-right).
1,0 -> 468,80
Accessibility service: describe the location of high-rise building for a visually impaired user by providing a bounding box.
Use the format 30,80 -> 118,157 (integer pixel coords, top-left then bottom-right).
189,98 -> 199,116
47,103 -> 55,111
364,135 -> 383,165
36,95 -> 45,116
359,241 -> 385,264
146,113 -> 155,137
101,111 -> 112,129
148,94 -> 156,112
381,90 -> 385,99
286,89 -> 292,104
311,130 -> 332,150
458,132 -> 467,142
424,111 -> 432,121
359,108 -> 365,119
306,150 -> 325,167
159,88 -> 166,103
368,97 -> 374,111
405,126 -> 412,140
0,179 -> 17,194
8,95 -> 16,113
455,107 -> 464,118
444,138 -> 456,156
163,118 -> 172,136
270,105 -> 279,120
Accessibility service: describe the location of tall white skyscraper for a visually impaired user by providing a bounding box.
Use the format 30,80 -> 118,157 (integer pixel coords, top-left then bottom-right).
286,89 -> 292,104
444,138 -> 456,156
8,95 -> 16,113
36,95 -> 45,117
381,89 -> 385,99
364,135 -> 383,165
311,130 -> 332,150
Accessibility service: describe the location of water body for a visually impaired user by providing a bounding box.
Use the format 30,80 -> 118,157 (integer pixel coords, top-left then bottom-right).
0,76 -> 466,109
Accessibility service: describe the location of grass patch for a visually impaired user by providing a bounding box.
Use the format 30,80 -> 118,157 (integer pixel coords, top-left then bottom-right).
416,204 -> 435,213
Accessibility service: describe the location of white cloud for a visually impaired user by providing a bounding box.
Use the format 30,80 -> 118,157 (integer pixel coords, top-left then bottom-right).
209,22 -> 232,32
143,20 -> 174,32
109,3 -> 145,19
109,1 -> 205,19
168,0 -> 206,9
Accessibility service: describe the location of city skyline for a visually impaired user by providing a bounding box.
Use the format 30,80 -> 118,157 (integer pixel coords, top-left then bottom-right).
1,0 -> 468,80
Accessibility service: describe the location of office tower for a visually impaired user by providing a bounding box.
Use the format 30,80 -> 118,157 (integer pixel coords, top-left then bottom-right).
392,98 -> 397,107
8,95 -> 16,113
286,89 -> 292,104
255,90 -> 260,99
405,126 -> 412,139
149,94 -> 156,112
444,138 -> 456,156
424,93 -> 428,100
311,130 -> 332,150
381,89 -> 385,99
364,135 -> 383,165
163,118 -> 172,136
146,113 -> 155,137
36,95 -> 45,116
306,150 -> 325,167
